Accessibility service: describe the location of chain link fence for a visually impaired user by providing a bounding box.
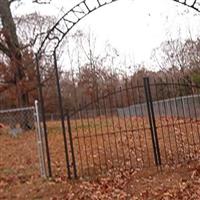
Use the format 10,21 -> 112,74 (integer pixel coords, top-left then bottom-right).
0,107 -> 35,136
0,102 -> 48,177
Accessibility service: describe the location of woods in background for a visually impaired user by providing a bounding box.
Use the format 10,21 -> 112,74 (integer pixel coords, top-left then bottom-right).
1,0 -> 200,114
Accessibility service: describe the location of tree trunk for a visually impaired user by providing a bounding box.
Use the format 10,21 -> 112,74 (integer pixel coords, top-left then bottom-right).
0,0 -> 27,107
0,0 -> 29,130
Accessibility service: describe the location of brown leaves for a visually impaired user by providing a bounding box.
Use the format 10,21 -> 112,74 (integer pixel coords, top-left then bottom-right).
1,127 -> 200,199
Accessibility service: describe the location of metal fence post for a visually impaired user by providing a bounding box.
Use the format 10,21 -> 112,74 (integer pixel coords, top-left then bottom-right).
66,111 -> 78,178
144,77 -> 162,167
35,54 -> 52,177
53,51 -> 71,179
34,100 -> 47,178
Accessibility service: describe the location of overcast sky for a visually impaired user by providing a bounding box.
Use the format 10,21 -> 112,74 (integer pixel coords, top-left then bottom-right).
12,0 -> 200,69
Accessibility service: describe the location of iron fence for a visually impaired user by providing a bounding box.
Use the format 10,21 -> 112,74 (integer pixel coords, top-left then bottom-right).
64,77 -> 200,177
39,77 -> 200,178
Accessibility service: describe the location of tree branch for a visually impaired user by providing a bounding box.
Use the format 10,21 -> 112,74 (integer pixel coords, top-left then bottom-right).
8,0 -> 21,5
20,31 -> 46,50
32,0 -> 52,4
0,41 -> 10,57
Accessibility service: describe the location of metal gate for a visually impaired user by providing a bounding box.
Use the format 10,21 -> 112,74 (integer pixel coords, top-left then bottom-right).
64,77 -> 200,177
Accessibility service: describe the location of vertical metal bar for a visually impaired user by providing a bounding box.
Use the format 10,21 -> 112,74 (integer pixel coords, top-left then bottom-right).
97,97 -> 108,171
160,79 -> 174,163
66,111 -> 77,178
154,80 -> 168,164
84,102 -> 96,174
91,100 -> 102,172
71,73 -> 83,176
107,90 -> 120,166
146,78 -> 162,166
35,54 -> 52,177
34,100 -> 47,177
136,81 -> 151,167
165,79 -> 180,163
183,80 -> 196,156
53,51 -> 71,179
102,92 -> 114,168
132,87 -> 145,167
124,81 -> 138,167
73,108 -> 84,176
144,78 -> 158,166
172,80 -> 186,162
190,91 -> 200,144
177,79 -> 191,159
194,89 -> 200,143
119,86 -> 133,167
113,88 -> 127,168
79,103 -> 90,176
143,77 -> 161,167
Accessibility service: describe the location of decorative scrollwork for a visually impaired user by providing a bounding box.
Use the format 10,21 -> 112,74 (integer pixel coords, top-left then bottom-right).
36,0 -> 200,56
37,0 -> 118,55
173,0 -> 200,12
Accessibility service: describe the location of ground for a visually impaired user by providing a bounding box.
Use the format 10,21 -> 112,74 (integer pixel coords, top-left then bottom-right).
0,120 -> 200,199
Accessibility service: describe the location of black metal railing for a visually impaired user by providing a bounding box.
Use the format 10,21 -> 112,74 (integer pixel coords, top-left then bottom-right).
42,77 -> 200,178
57,77 -> 200,177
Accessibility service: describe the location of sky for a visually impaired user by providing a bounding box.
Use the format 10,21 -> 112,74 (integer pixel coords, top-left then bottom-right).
12,0 -> 200,70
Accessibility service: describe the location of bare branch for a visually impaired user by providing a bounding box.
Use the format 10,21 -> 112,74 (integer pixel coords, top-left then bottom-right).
20,31 -> 46,50
9,0 -> 19,4
0,42 -> 10,57
32,0 -> 52,4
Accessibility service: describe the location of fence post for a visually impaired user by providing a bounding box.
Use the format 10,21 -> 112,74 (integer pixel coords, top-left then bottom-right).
66,111 -> 78,178
53,51 -> 71,179
35,100 -> 47,178
143,77 -> 162,167
35,53 -> 52,177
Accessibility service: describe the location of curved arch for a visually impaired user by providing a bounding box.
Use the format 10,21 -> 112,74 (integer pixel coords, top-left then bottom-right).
174,0 -> 200,12
37,0 -> 200,55
37,0 -> 118,54
35,0 -> 200,178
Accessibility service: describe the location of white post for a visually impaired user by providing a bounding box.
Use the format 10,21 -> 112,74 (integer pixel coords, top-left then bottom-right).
35,100 -> 47,178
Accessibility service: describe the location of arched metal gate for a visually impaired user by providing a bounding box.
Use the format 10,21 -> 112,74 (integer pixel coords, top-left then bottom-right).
34,0 -> 200,178
64,77 -> 200,177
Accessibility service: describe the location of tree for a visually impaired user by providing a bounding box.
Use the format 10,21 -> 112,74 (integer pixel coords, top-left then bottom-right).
152,37 -> 200,85
0,0 -> 56,106
61,30 -> 124,110
0,0 -> 28,108
0,0 -> 57,130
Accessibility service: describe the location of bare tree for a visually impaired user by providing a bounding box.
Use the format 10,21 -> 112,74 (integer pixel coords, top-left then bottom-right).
152,36 -> 200,84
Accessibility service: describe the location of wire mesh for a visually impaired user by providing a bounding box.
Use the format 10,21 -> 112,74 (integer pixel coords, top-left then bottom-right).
0,107 -> 35,136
